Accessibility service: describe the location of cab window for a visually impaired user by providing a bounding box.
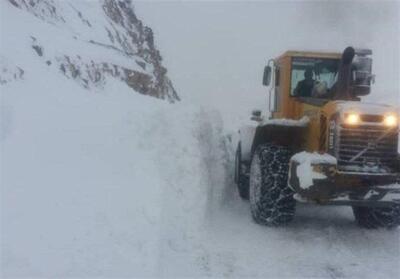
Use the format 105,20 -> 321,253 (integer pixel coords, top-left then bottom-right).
291,57 -> 339,98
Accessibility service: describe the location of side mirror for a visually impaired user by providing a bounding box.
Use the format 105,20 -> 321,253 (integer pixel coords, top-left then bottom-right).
352,70 -> 373,96
251,110 -> 262,121
351,53 -> 374,96
262,66 -> 272,86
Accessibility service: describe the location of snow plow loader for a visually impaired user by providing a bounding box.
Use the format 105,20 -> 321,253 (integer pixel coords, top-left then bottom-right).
235,47 -> 400,228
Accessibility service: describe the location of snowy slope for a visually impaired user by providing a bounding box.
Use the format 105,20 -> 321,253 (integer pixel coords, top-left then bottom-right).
1,1 -> 400,278
1,71 -> 229,276
1,1 -> 228,276
2,0 -> 179,102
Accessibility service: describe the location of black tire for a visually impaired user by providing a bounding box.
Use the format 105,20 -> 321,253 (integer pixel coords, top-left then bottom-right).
235,143 -> 249,199
352,205 -> 400,229
249,143 -> 295,226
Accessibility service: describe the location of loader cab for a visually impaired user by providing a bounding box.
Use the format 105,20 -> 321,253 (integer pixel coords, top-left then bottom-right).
263,49 -> 375,120
263,51 -> 342,120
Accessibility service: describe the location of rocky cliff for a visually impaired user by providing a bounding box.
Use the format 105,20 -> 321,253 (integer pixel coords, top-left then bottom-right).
3,0 -> 179,102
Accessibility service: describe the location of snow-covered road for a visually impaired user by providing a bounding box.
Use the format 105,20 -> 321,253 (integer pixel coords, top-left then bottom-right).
155,124 -> 400,278
167,190 -> 400,278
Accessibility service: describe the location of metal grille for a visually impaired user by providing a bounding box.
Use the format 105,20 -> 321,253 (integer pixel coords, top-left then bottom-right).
337,125 -> 398,173
360,114 -> 384,123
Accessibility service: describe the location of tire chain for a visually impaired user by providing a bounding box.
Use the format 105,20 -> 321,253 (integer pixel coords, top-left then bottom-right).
250,143 -> 296,226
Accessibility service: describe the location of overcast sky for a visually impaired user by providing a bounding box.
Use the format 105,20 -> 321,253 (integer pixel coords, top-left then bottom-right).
134,1 -> 399,114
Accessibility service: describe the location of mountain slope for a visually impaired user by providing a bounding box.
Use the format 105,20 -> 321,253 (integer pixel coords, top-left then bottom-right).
2,0 -> 179,102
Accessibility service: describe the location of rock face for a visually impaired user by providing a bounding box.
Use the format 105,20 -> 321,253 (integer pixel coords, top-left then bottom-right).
4,0 -> 179,102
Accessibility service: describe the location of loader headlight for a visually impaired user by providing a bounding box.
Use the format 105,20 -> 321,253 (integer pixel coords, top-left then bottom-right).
384,115 -> 398,127
344,113 -> 360,125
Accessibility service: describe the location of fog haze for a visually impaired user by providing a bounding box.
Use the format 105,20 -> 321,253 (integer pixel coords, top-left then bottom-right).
135,1 -> 400,114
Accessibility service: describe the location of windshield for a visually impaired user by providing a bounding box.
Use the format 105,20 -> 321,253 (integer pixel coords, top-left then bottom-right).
291,57 -> 339,98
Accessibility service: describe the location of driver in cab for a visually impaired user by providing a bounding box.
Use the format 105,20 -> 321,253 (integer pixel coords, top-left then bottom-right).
293,68 -> 315,97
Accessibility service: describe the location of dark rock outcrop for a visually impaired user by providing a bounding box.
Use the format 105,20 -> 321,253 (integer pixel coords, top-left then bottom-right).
5,0 -> 179,102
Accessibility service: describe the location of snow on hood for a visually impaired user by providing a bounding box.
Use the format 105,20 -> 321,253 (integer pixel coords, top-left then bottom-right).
291,151 -> 338,165
260,116 -> 310,127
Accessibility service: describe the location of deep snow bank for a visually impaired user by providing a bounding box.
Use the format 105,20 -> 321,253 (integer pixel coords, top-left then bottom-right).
0,0 -> 231,276
0,56 -> 231,276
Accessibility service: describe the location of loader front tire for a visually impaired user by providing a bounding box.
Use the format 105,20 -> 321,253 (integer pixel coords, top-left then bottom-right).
352,205 -> 400,229
249,143 -> 295,226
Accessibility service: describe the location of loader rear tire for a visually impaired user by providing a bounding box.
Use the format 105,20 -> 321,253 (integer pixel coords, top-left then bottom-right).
352,205 -> 400,229
249,143 -> 295,226
235,143 -> 249,199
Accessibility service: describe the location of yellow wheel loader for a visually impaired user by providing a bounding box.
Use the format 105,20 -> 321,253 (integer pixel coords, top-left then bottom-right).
234,47 -> 400,228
